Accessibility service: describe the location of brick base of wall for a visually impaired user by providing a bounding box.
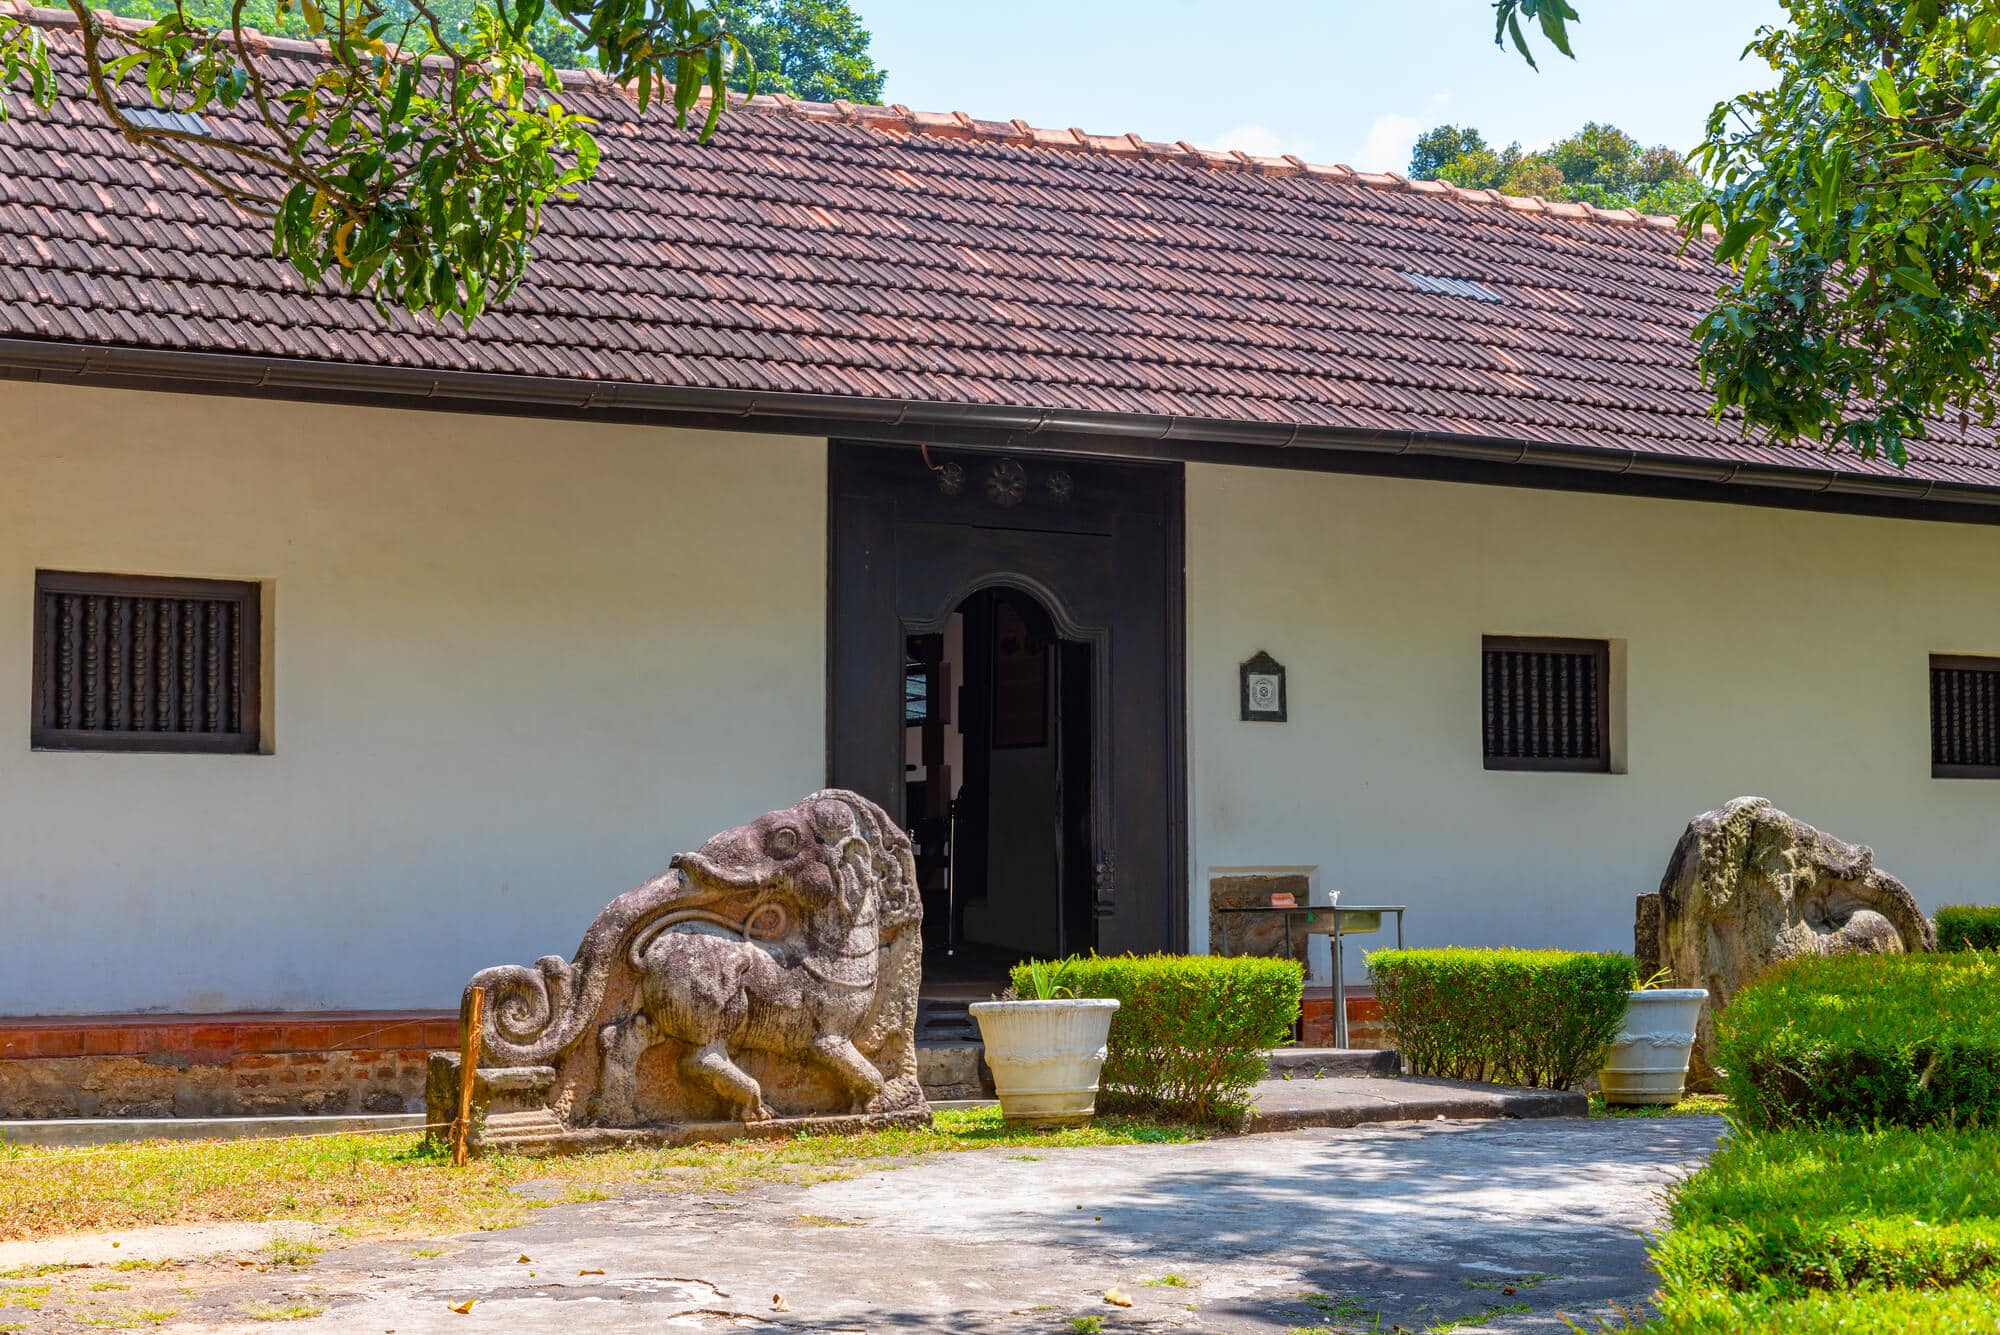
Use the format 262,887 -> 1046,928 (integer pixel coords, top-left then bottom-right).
0,1012 -> 455,1119
1300,987 -> 1387,1049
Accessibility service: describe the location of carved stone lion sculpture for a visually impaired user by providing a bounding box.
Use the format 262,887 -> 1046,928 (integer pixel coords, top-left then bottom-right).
430,790 -> 927,1153
1636,796 -> 1935,1087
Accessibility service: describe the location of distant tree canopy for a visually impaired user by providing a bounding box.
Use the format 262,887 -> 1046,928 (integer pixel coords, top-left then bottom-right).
1409,120 -> 1704,217
717,0 -> 885,104
87,0 -> 884,98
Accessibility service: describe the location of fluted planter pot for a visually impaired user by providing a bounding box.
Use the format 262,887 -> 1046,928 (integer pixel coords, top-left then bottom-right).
1598,988 -> 1709,1105
969,998 -> 1121,1126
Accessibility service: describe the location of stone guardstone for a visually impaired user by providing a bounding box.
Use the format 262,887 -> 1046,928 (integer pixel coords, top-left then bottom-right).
428,790 -> 929,1155
1640,796 -> 1935,1087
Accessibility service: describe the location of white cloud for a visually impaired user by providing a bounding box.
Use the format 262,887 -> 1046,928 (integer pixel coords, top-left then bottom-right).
1352,113 -> 1422,174
1208,123 -> 1316,160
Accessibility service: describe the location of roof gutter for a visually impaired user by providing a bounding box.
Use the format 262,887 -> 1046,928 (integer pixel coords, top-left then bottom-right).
0,337 -> 1982,511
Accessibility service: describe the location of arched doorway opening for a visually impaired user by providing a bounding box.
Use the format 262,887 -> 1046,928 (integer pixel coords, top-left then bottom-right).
903,585 -> 1095,982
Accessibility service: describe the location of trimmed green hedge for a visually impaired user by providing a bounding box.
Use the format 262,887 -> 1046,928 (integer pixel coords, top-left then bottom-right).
1011,954 -> 1302,1125
1366,948 -> 1635,1089
1716,953 -> 2000,1129
1643,1128 -> 2000,1332
1652,1127 -> 2000,1300
1939,904 -> 2000,952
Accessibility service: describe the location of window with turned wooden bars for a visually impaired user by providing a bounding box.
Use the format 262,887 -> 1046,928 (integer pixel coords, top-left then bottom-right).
32,571 -> 262,753
1931,655 -> 2000,778
1481,636 -> 1610,772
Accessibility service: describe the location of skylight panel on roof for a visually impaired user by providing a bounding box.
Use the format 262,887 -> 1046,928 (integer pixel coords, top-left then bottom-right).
1403,272 -> 1504,303
117,106 -> 212,136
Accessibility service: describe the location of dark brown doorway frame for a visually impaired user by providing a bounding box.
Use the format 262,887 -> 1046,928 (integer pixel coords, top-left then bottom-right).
826,440 -> 1188,956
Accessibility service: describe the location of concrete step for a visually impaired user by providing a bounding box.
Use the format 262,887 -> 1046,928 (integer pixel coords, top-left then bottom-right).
1266,1047 -> 1402,1079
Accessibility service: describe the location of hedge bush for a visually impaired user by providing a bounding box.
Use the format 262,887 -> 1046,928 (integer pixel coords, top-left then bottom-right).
1652,1127 -> 2000,1301
1938,904 -> 2000,952
1715,952 -> 2000,1130
1642,1127 -> 2000,1332
1366,948 -> 1635,1089
1010,954 -> 1302,1125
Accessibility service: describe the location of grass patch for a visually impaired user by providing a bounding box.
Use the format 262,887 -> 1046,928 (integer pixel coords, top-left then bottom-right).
77,1308 -> 175,1328
0,1264 -> 78,1280
0,1106 -> 1199,1242
1066,1317 -> 1104,1334
1643,1282 -> 2000,1333
242,1301 -> 325,1321
1462,1272 -> 1551,1291
1144,1271 -> 1195,1287
0,1285 -> 49,1310
264,1237 -> 322,1268
1652,1126 -> 2000,1302
1589,1093 -> 1728,1119
1297,1290 -> 1371,1322
1426,1304 -> 1530,1332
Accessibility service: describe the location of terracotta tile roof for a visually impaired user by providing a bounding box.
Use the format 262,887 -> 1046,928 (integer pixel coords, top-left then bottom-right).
5,8 -> 1999,491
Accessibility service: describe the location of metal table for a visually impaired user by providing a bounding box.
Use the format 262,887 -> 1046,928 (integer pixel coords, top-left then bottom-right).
1217,903 -> 1406,1048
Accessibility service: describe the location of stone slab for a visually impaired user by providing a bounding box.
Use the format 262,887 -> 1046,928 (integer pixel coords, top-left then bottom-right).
0,1112 -> 425,1148
1266,1047 -> 1401,1078
1249,1075 -> 1585,1131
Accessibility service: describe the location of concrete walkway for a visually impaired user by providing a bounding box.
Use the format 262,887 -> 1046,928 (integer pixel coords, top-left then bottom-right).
14,1116 -> 1724,1333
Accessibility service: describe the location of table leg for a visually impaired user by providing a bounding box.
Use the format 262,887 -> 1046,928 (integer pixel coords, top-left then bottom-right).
1332,924 -> 1347,1049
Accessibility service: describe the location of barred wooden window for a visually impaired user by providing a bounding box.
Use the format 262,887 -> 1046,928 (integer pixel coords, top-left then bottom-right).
32,571 -> 261,753
1482,636 -> 1610,772
1931,655 -> 2000,778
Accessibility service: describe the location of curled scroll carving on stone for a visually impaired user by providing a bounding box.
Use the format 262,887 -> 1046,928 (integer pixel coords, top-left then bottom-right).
437,790 -> 927,1155
1639,796 -> 1935,1088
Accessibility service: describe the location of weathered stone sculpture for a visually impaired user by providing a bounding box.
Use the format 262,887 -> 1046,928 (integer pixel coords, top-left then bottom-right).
1636,796 -> 1935,1085
429,790 -> 927,1154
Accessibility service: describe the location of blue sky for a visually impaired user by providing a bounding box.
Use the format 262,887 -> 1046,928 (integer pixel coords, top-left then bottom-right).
859,1 -> 1786,174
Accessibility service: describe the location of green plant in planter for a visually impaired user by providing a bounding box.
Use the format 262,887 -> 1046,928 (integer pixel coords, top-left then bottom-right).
1012,956 -> 1080,1001
1010,954 -> 1302,1125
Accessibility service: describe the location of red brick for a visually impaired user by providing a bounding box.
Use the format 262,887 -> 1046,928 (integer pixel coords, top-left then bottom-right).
280,1025 -> 337,1053
34,1030 -> 85,1058
0,1030 -> 35,1060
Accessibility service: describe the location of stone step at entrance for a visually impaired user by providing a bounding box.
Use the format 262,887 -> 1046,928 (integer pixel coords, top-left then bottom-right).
916,997 -> 980,1044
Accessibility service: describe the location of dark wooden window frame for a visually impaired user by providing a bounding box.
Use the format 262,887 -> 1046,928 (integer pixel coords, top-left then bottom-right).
1481,634 -> 1612,773
1930,653 -> 2000,779
31,570 -> 263,754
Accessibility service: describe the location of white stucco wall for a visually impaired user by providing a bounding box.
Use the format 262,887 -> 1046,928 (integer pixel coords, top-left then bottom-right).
1187,462 -> 2000,967
0,383 -> 826,1015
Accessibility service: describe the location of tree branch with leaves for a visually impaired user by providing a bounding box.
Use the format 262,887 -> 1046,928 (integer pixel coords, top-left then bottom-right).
1688,0 -> 2000,462
0,0 -> 745,323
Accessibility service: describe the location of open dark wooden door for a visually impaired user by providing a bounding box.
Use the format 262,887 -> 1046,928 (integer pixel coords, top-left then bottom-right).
827,442 -> 1186,955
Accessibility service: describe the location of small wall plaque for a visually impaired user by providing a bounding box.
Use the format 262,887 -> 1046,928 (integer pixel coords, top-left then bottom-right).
1240,650 -> 1287,722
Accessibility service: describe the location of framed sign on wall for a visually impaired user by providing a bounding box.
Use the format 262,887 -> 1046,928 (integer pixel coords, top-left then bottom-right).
1240,650 -> 1287,722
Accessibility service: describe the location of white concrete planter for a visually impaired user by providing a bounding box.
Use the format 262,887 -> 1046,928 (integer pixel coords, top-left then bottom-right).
969,998 -> 1121,1126
1598,988 -> 1708,1105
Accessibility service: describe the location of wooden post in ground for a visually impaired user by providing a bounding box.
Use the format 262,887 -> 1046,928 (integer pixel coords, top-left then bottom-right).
452,986 -> 486,1167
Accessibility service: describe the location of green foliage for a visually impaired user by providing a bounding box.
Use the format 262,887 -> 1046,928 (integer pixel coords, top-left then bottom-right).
1938,905 -> 2000,953
1688,1 -> 2000,464
716,0 -> 882,103
1491,0 -> 1577,70
1407,119 -> 1702,215
1715,953 -> 2000,1130
1012,955 -> 1077,1001
1011,954 -> 1302,1125
0,0 -> 742,325
1640,1127 -> 2000,1332
1644,1283 -> 2000,1334
1367,947 -> 1635,1089
1653,1127 -> 2000,1300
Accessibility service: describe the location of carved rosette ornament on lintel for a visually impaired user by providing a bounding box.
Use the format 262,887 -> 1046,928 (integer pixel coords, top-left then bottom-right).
427,791 -> 929,1156
927,449 -> 1073,508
